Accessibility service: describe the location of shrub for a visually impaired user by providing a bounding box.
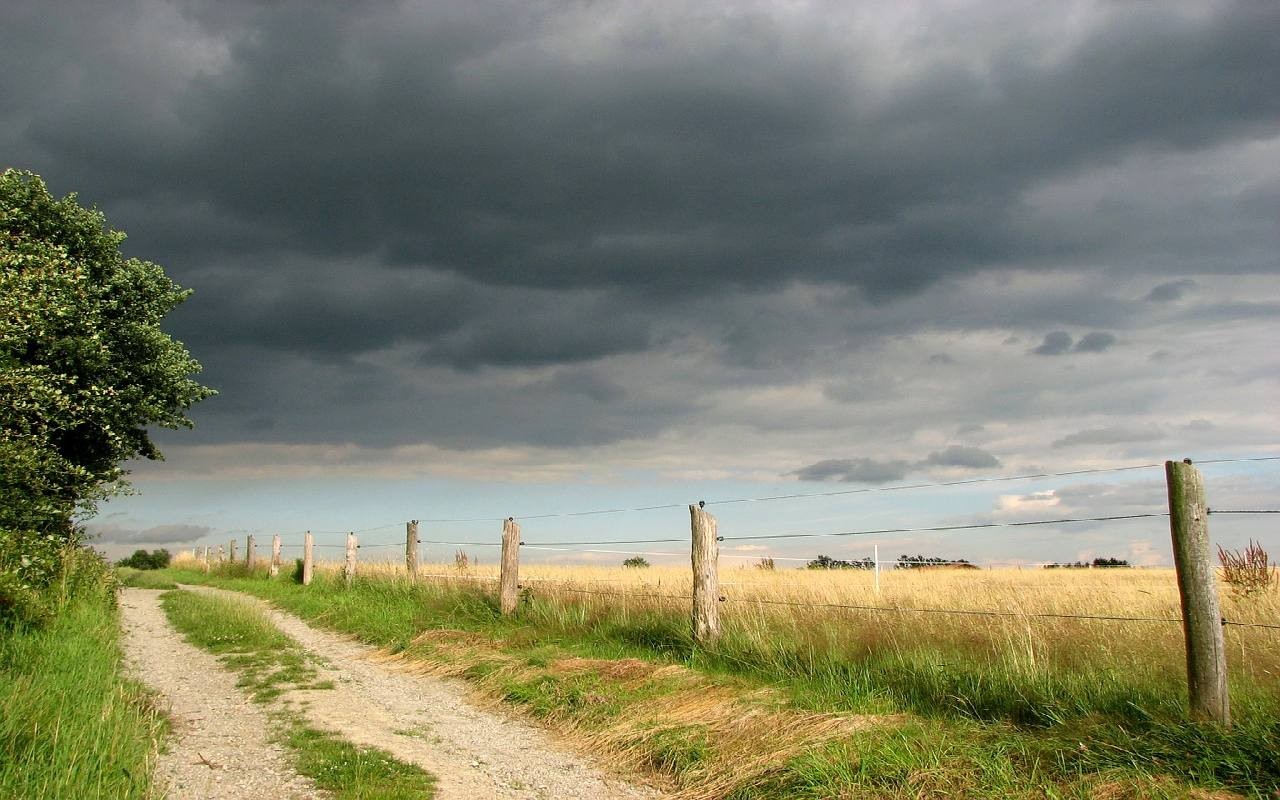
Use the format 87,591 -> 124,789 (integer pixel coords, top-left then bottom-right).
1218,540 -> 1275,597
116,549 -> 171,570
622,557 -> 650,568
807,555 -> 874,570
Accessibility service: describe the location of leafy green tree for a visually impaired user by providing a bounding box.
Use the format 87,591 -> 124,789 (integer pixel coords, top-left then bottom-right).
116,549 -> 171,570
1,169 -> 214,540
621,556 -> 650,568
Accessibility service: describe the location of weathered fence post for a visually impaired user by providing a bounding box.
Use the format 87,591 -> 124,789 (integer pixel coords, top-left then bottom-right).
229,538 -> 237,563
499,517 -> 521,615
217,544 -> 225,563
203,546 -> 211,574
270,534 -> 282,577
344,531 -> 357,587
874,544 -> 881,595
1166,458 -> 1230,725
690,502 -> 721,646
246,534 -> 256,569
302,531 -> 314,586
406,520 -> 419,580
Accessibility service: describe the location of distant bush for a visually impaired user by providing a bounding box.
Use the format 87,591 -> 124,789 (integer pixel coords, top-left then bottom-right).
622,556 -> 650,568
895,554 -> 974,570
755,558 -> 775,571
807,555 -> 874,570
1044,557 -> 1130,569
116,549 -> 171,570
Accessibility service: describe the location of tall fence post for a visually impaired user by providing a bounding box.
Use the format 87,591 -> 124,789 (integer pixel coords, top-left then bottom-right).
229,538 -> 237,563
1166,458 -> 1230,725
690,502 -> 721,647
499,517 -> 521,615
270,534 -> 282,577
406,520 -> 419,580
246,534 -> 256,569
302,531 -> 314,586
874,544 -> 881,595
344,531 -> 357,587
203,546 -> 211,574
217,544 -> 225,563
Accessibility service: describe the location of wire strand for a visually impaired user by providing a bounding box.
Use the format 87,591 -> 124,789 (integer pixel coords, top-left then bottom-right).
722,595 -> 1183,623
720,513 -> 1167,543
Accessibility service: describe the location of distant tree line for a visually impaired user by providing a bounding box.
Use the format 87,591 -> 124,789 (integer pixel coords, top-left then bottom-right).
806,554 -> 975,570
1043,557 -> 1130,569
116,549 -> 171,570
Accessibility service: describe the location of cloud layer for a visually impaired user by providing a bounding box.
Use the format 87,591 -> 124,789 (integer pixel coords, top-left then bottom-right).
1,0 -> 1276,499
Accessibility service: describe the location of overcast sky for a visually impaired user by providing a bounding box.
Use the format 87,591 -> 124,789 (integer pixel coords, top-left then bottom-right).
4,0 -> 1277,565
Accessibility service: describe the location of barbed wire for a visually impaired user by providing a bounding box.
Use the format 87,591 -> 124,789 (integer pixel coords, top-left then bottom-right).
719,512 -> 1167,543
230,454 -> 1279,538
720,595 -> 1184,623
1209,509 -> 1279,515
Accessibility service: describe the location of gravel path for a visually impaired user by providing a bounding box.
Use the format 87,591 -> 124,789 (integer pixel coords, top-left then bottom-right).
118,588 -> 325,799
179,585 -> 664,800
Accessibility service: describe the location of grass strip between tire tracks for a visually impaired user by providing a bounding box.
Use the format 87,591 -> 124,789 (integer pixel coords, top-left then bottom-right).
160,588 -> 436,799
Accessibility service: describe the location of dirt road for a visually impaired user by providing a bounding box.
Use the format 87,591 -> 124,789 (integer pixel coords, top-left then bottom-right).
120,585 -> 663,800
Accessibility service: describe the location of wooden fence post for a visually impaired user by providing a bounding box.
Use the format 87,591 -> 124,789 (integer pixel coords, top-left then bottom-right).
217,544 -> 225,563
246,534 -> 256,569
203,546 -> 211,574
406,520 -> 419,580
690,503 -> 721,646
499,518 -> 521,615
344,531 -> 357,587
1166,458 -> 1230,725
874,544 -> 881,595
270,534 -> 282,577
302,531 -> 314,586
229,538 -> 237,563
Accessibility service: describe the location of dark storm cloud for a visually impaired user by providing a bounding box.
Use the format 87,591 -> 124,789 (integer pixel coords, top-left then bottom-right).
3,0 -> 1278,452
7,0 -> 1278,295
794,445 -> 1000,483
89,523 -> 214,544
1051,425 -> 1165,449
792,458 -> 911,484
1033,331 -> 1073,356
922,446 -> 1001,469
1146,280 -> 1197,302
1073,332 -> 1117,353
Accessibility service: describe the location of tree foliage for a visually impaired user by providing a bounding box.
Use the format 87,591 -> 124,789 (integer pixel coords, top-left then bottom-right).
806,554 -> 875,570
1,169 -> 214,537
116,549 -> 171,570
1,170 -> 212,623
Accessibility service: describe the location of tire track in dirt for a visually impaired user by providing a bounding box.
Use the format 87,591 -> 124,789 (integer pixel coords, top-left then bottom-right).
180,585 -> 664,800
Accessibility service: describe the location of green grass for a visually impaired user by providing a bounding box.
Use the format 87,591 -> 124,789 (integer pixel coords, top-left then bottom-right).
149,567 -> 1280,797
160,588 -> 435,798
115,567 -> 179,590
284,723 -> 437,799
0,597 -> 165,799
